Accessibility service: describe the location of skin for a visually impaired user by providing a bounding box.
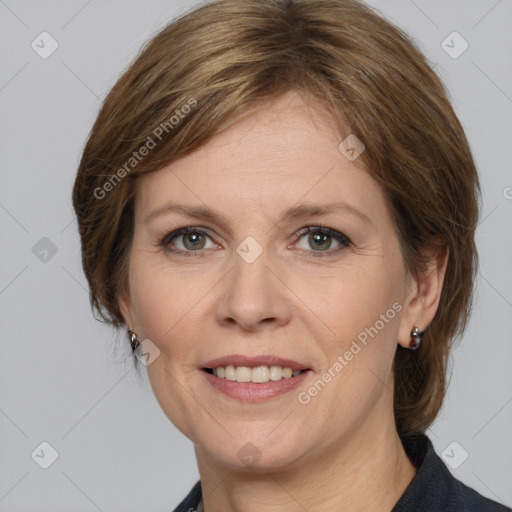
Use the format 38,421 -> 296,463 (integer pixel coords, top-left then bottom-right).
119,90 -> 448,512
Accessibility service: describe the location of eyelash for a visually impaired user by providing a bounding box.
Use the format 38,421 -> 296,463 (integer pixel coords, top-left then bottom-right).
159,223 -> 351,258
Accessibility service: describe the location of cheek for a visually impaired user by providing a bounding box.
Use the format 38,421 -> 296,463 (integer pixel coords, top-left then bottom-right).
127,257 -> 211,437
128,251 -> 204,338
304,263 -> 403,404
300,271 -> 401,420
304,262 -> 402,341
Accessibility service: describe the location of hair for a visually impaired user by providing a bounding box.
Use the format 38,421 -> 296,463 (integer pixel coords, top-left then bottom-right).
72,0 -> 480,433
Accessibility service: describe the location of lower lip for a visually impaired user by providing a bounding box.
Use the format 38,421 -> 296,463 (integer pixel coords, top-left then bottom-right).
202,369 -> 311,402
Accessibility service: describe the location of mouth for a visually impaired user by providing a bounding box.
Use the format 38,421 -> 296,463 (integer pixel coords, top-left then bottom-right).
200,354 -> 312,401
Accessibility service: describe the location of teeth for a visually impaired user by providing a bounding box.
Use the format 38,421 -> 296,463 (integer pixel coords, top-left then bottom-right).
270,365 -> 283,381
252,365 -> 269,383
282,367 -> 293,379
225,365 -> 236,381
236,366 -> 252,383
210,365 -> 304,383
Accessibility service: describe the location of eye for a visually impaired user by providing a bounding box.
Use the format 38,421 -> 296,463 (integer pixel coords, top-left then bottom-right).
160,224 -> 351,258
161,227 -> 217,255
292,225 -> 351,256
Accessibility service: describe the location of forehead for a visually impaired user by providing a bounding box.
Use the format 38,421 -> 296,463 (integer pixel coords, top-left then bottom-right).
134,91 -> 388,229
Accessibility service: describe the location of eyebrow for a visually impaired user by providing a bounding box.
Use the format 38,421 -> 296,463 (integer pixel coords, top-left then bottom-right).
144,200 -> 372,227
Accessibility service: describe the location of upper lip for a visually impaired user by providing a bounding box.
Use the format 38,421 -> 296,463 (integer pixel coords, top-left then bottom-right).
202,354 -> 310,371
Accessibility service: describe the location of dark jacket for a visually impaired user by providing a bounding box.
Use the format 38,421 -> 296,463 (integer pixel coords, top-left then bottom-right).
172,432 -> 511,511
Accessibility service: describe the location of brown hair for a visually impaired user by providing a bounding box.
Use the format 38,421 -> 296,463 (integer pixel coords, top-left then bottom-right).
72,0 -> 480,433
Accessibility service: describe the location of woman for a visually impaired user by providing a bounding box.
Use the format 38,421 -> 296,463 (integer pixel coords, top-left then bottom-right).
72,0 -> 511,510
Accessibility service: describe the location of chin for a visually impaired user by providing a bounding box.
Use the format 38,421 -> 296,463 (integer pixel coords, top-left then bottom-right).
198,429 -> 311,473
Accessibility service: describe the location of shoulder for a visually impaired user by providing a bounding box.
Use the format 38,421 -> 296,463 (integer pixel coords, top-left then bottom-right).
447,475 -> 511,511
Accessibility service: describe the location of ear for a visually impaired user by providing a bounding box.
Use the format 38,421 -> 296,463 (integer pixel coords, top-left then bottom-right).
397,242 -> 449,348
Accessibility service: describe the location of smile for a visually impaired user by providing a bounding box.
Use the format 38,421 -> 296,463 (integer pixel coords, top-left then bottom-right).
200,354 -> 312,401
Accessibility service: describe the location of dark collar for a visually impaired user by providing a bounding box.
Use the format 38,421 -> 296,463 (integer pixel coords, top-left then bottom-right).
173,432 -> 509,511
391,431 -> 508,511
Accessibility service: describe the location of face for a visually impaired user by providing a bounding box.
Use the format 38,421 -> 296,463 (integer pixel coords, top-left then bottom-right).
120,90 -> 418,471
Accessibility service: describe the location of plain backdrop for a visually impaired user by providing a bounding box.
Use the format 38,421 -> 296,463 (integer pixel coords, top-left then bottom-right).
1,0 -> 511,510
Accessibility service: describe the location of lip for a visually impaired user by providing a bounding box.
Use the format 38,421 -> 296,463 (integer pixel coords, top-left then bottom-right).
201,354 -> 311,372
201,368 -> 312,402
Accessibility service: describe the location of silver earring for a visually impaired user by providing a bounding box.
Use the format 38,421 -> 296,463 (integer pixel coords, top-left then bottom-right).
127,328 -> 141,352
409,327 -> 424,350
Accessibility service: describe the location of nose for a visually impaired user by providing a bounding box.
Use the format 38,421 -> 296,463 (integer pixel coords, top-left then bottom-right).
215,244 -> 292,332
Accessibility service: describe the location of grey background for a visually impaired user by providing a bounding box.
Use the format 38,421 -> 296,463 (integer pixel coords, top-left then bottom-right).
1,0 -> 511,510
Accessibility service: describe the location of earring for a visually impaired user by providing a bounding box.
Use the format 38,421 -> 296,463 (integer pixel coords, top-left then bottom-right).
409,327 -> 424,350
127,328 -> 141,352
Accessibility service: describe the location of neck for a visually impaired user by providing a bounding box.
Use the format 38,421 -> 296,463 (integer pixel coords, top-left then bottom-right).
195,399 -> 416,512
